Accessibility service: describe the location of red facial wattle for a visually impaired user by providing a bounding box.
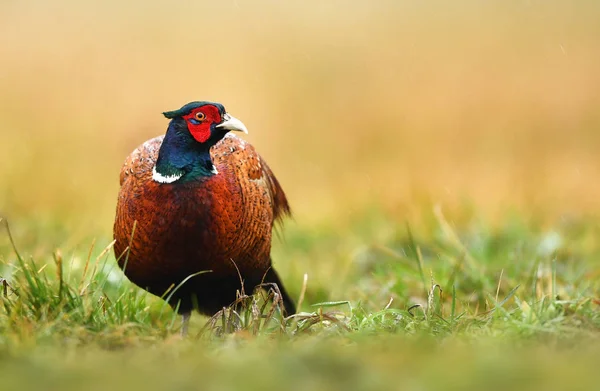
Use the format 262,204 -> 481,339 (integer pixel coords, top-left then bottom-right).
185,120 -> 211,143
182,105 -> 222,143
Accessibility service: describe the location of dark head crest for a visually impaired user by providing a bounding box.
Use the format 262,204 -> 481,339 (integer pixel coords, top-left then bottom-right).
163,101 -> 226,119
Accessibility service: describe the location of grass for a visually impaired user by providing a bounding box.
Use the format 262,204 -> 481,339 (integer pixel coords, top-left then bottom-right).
1,205 -> 600,390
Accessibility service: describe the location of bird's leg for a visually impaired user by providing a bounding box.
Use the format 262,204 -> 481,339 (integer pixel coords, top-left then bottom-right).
180,311 -> 191,337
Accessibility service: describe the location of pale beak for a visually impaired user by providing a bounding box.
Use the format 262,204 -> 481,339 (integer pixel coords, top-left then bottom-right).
216,113 -> 248,134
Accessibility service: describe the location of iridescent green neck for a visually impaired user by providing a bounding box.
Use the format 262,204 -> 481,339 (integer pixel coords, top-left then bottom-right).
153,119 -> 217,184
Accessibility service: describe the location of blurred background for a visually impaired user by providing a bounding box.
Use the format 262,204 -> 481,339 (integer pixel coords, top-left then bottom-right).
1,1 -> 599,265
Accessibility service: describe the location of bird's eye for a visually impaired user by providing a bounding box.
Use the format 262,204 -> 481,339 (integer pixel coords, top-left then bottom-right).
195,112 -> 206,121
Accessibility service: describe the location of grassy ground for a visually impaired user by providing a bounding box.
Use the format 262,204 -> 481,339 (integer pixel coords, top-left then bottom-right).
2,1 -> 600,390
2,208 -> 600,390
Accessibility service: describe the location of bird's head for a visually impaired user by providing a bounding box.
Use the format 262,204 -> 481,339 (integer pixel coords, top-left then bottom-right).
163,101 -> 248,146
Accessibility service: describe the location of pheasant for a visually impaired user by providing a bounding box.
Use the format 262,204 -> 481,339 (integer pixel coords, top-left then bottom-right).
113,101 -> 295,334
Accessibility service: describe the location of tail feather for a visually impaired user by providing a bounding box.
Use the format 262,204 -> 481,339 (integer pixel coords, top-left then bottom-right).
264,266 -> 296,315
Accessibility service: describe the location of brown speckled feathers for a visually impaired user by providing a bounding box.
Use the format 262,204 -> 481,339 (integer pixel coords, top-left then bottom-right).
118,134 -> 290,223
113,133 -> 294,315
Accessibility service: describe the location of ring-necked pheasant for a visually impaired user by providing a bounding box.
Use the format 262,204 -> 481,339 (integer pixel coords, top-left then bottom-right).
113,101 -> 295,334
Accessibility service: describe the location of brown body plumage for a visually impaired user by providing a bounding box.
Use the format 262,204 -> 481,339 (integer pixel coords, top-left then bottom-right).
113,102 -> 295,322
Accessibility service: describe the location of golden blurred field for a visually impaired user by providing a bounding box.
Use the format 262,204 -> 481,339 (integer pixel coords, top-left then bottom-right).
2,5 -> 600,389
1,0 -> 600,238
